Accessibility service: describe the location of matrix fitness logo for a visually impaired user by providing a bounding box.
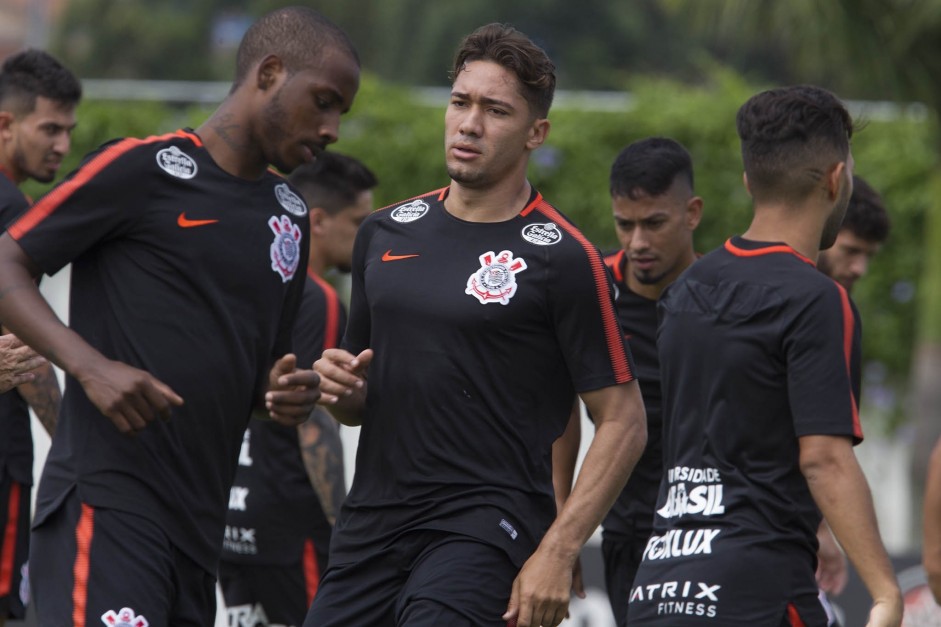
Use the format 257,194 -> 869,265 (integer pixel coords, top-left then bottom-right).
465,250 -> 527,305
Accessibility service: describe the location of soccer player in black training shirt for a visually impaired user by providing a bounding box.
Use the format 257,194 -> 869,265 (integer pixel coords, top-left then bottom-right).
0,7 -> 359,626
307,23 -> 647,627
628,86 -> 902,627
601,137 -> 702,626
220,152 -> 376,626
0,48 -> 78,626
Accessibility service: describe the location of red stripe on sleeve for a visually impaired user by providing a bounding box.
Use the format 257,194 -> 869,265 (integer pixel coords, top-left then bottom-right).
0,481 -> 21,596
308,269 -> 342,351
604,250 -> 626,284
835,283 -> 863,440
303,538 -> 321,605
536,202 -> 633,383
72,503 -> 95,627
786,603 -> 807,627
8,130 -> 196,240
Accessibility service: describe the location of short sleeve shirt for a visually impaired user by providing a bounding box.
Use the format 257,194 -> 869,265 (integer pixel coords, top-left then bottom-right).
627,237 -> 862,626
332,187 -> 635,568
9,130 -> 310,572
0,170 -> 32,485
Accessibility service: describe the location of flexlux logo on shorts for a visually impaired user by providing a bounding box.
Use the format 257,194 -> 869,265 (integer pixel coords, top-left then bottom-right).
274,183 -> 308,217
390,199 -> 429,223
155,146 -> 197,179
101,607 -> 149,627
466,250 -> 527,305
268,215 -> 302,283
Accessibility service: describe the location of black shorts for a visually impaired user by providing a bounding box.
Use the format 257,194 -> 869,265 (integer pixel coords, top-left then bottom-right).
0,477 -> 30,619
29,489 -> 216,626
303,531 -> 518,627
602,530 -> 647,627
219,538 -> 326,627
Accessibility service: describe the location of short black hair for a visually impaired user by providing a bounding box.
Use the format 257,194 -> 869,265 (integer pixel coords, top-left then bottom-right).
0,49 -> 82,115
843,175 -> 890,243
610,137 -> 694,200
288,152 -> 377,215
451,23 -> 556,118
233,6 -> 359,88
736,85 -> 853,204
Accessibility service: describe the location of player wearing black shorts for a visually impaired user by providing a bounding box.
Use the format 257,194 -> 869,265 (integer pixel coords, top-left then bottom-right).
0,49 -> 79,625
220,152 -> 377,626
0,8 -> 359,626
307,24 -> 647,627
627,86 -> 902,627
601,137 -> 702,626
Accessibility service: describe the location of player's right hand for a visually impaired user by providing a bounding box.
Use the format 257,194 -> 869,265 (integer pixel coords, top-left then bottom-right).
866,594 -> 903,627
0,333 -> 47,393
76,357 -> 184,435
314,348 -> 372,405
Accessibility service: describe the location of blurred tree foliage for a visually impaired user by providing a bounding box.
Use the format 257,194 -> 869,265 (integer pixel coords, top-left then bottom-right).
21,71 -> 935,426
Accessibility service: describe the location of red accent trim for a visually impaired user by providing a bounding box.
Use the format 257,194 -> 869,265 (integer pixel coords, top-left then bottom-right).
835,282 -> 863,440
786,602 -> 806,627
303,538 -> 321,605
308,269 -> 342,351
73,503 -> 95,627
534,201 -> 633,383
374,188 -> 448,214
604,249 -> 626,284
8,130 -> 197,240
0,482 -> 21,596
518,192 -> 544,217
723,239 -> 816,267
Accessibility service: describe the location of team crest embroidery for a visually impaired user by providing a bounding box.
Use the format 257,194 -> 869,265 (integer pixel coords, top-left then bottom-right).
268,215 -> 302,283
101,607 -> 149,627
521,222 -> 562,246
155,146 -> 197,179
390,199 -> 429,223
466,250 -> 527,305
274,183 -> 308,216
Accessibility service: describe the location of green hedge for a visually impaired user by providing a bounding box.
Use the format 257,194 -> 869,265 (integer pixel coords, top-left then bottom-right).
22,71 -> 937,427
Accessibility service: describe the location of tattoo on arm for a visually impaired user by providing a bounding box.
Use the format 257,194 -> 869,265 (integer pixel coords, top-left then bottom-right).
298,408 -> 346,525
17,361 -> 61,437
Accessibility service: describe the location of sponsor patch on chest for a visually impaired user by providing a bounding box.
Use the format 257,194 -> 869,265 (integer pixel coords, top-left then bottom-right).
275,183 -> 308,216
465,250 -> 527,305
521,222 -> 562,246
390,199 -> 429,223
268,215 -> 302,282
155,146 -> 197,179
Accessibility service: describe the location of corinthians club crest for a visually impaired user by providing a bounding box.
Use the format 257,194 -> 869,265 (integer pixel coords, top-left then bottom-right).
101,607 -> 148,627
268,215 -> 302,282
466,250 -> 527,305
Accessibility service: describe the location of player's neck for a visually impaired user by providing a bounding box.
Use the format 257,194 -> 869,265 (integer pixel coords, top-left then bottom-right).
744,203 -> 823,261
306,250 -> 327,278
0,156 -> 22,186
194,106 -> 268,180
444,176 -> 533,223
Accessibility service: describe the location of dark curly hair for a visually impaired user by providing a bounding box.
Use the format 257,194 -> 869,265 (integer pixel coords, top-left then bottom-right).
0,49 -> 81,115
843,175 -> 890,243
233,6 -> 358,88
450,23 -> 556,118
288,151 -> 377,216
736,85 -> 853,204
610,137 -> 694,200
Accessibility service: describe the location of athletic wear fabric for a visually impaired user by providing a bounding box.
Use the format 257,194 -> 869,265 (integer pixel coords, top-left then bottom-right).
627,237 -> 862,627
0,478 -> 29,619
9,129 -> 309,577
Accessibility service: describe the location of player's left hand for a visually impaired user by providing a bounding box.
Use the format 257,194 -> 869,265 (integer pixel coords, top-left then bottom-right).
264,353 -> 321,426
503,547 -> 573,627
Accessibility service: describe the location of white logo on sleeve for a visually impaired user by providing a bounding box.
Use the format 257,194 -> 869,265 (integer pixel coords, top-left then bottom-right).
268,215 -> 302,283
101,607 -> 149,627
275,183 -> 308,216
521,222 -> 562,246
156,146 -> 197,179
466,250 -> 527,305
390,199 -> 430,223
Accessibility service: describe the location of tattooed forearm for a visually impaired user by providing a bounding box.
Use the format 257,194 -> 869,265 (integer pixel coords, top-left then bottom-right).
17,361 -> 61,437
298,407 -> 346,525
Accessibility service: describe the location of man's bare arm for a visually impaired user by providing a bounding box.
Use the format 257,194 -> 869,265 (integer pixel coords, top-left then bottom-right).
801,434 -> 902,627
922,437 -> 941,604
298,407 -> 346,524
16,361 -> 60,437
0,333 -> 46,393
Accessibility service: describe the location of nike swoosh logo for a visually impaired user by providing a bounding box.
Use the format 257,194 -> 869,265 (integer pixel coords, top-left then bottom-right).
177,212 -> 219,228
382,250 -> 419,262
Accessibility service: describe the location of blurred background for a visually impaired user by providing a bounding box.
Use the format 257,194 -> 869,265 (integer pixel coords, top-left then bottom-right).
4,0 -> 941,624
